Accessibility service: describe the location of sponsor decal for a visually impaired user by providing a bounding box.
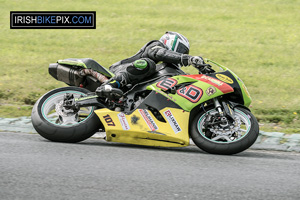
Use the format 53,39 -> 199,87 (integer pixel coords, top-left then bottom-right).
206,86 -> 217,96
200,75 -> 224,86
242,84 -> 251,98
163,110 -> 182,134
138,109 -> 158,131
156,78 -> 177,91
177,85 -> 203,103
103,114 -> 115,126
117,113 -> 130,130
183,74 -> 234,94
216,74 -> 234,84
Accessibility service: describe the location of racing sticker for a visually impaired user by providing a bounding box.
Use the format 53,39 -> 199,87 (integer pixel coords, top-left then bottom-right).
177,85 -> 203,103
156,78 -> 177,91
138,109 -> 159,131
216,74 -> 234,84
200,75 -> 224,86
117,112 -> 130,130
183,74 -> 234,94
206,86 -> 217,96
242,84 -> 251,98
103,114 -> 115,126
163,110 -> 182,134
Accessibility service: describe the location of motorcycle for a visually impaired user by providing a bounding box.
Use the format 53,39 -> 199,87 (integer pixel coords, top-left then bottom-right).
31,58 -> 259,155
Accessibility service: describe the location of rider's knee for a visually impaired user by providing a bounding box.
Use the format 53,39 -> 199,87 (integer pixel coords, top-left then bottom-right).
127,58 -> 155,75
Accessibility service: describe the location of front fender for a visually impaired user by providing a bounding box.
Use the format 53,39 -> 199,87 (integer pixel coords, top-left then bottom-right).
230,102 -> 251,112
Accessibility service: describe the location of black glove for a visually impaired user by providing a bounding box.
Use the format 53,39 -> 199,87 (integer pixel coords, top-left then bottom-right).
188,56 -> 204,67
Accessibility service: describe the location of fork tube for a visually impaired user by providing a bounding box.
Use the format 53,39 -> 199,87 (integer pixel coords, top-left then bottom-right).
213,98 -> 224,116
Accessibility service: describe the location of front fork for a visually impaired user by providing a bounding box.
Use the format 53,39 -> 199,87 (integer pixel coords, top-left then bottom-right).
203,98 -> 240,132
213,98 -> 224,116
213,98 -> 235,122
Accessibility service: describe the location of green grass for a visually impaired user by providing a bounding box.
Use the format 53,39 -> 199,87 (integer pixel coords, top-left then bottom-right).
1,0 -> 300,133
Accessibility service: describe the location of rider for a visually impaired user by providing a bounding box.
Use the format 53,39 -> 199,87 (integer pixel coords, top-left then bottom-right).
96,31 -> 204,99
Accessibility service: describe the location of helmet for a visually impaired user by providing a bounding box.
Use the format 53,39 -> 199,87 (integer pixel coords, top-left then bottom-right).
159,31 -> 190,54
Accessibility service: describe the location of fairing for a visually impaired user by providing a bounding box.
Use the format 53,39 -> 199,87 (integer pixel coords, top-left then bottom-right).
147,74 -> 235,111
95,108 -> 190,147
95,59 -> 252,147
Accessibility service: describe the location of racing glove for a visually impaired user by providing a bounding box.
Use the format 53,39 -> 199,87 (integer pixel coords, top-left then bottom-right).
188,56 -> 204,67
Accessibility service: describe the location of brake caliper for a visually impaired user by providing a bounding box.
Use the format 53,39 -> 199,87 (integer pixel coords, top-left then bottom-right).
54,93 -> 80,125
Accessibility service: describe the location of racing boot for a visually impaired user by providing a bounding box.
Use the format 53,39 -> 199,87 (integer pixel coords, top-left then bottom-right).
96,79 -> 124,100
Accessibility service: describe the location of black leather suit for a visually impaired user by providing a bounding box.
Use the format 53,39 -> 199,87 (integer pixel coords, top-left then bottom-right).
108,40 -> 191,87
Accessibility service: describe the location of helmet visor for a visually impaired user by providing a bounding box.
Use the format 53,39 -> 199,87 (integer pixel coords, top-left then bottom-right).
176,42 -> 189,54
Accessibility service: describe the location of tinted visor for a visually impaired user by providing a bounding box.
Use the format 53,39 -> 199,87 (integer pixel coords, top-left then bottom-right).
176,42 -> 189,54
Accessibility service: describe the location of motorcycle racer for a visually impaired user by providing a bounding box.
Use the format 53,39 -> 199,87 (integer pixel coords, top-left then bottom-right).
96,31 -> 205,99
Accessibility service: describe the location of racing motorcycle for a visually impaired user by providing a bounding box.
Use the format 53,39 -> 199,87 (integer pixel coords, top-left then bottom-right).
31,58 -> 259,155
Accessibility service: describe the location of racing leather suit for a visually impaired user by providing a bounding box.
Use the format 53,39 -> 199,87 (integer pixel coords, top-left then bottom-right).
107,40 -> 192,88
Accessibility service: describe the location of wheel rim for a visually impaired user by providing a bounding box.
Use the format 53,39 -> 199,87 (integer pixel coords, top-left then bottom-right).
197,108 -> 251,143
41,91 -> 94,126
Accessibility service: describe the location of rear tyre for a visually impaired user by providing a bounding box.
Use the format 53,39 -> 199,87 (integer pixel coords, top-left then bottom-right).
31,86 -> 102,143
190,107 -> 259,155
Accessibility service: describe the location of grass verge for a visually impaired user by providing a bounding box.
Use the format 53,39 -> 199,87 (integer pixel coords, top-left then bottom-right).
0,0 -> 299,134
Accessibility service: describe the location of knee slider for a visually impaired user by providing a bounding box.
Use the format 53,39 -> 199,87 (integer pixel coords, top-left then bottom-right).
127,58 -> 156,76
133,58 -> 156,70
133,59 -> 148,70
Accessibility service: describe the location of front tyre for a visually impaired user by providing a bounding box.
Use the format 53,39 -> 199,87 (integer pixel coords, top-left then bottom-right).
190,107 -> 259,155
31,87 -> 102,143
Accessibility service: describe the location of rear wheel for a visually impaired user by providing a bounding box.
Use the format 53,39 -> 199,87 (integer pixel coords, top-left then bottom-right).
31,87 -> 102,143
190,107 -> 259,155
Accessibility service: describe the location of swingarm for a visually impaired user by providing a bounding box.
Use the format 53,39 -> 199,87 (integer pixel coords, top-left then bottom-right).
63,93 -> 106,111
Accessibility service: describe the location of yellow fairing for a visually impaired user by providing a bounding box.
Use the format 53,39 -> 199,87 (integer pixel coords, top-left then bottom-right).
94,108 -> 190,147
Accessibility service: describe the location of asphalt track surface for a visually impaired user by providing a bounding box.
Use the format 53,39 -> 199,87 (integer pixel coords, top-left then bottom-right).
1,132 -> 299,200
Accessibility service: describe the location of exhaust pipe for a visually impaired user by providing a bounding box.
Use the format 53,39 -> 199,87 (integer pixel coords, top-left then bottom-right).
49,63 -> 83,86
49,63 -> 109,86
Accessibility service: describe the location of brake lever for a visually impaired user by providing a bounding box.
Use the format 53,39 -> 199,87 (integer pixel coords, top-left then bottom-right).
196,64 -> 215,74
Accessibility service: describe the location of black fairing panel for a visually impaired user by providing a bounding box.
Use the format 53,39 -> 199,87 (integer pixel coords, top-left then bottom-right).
123,64 -> 185,114
124,91 -> 182,115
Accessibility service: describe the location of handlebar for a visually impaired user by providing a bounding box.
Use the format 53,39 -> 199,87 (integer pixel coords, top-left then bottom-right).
194,63 -> 215,74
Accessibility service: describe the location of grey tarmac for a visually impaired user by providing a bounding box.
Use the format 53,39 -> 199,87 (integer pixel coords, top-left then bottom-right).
0,131 -> 300,200
1,116 -> 300,152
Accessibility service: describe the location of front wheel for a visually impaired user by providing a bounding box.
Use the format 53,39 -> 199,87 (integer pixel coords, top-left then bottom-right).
31,86 -> 102,143
190,107 -> 259,155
